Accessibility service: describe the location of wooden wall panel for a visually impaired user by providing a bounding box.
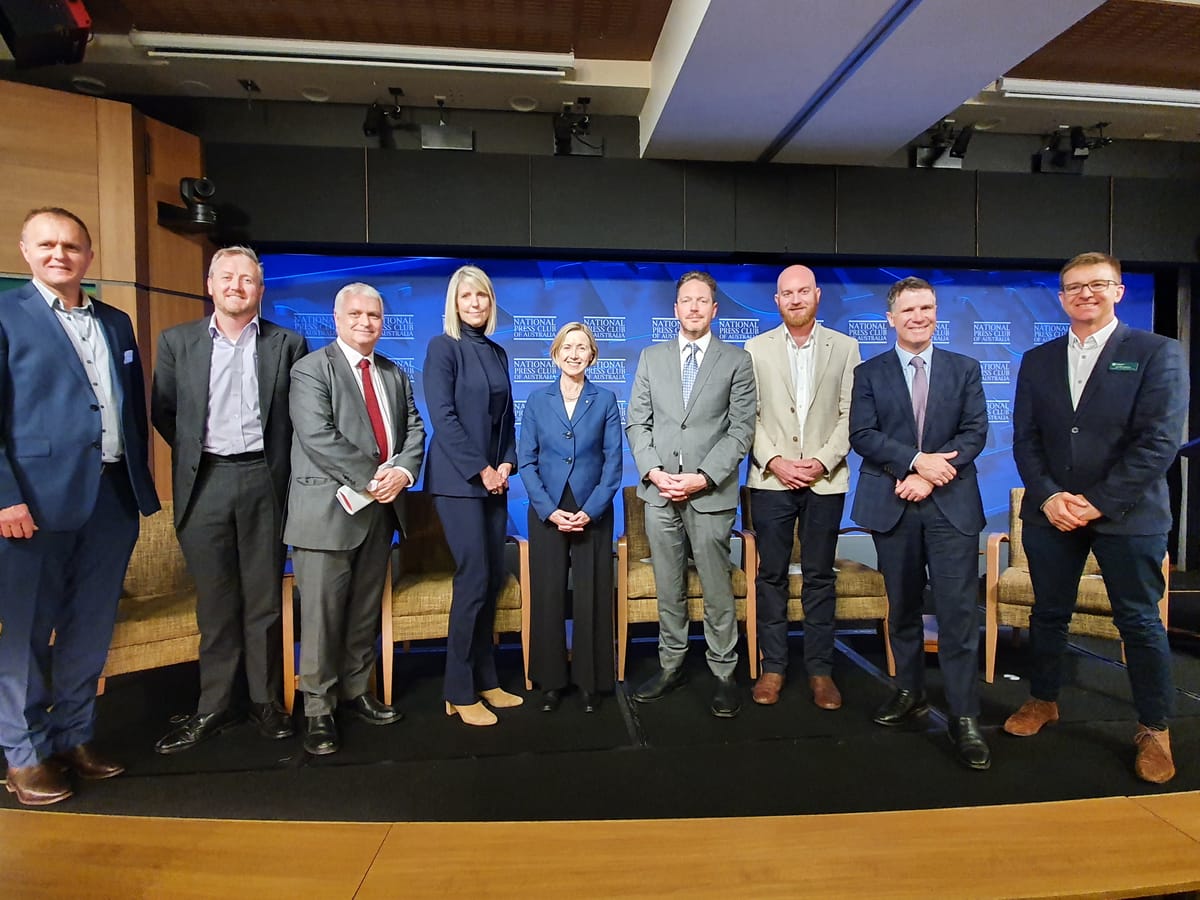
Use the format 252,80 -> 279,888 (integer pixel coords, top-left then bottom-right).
144,117 -> 210,297
0,82 -> 101,275
95,100 -> 143,286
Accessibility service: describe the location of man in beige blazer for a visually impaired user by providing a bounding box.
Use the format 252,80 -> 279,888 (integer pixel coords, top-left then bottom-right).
744,265 -> 860,708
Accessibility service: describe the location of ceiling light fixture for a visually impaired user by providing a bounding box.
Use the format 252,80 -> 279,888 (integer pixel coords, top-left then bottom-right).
995,77 -> 1200,109
127,31 -> 573,77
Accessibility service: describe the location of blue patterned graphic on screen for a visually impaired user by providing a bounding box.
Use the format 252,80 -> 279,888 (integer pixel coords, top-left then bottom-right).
261,255 -> 1154,536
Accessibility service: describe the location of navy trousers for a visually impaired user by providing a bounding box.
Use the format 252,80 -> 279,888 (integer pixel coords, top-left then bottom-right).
435,494 -> 510,706
0,463 -> 139,768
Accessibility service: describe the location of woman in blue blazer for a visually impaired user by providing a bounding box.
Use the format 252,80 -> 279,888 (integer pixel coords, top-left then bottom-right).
424,266 -> 521,727
518,322 -> 623,712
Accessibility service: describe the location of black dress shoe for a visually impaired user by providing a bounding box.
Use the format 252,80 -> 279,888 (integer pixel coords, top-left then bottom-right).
949,716 -> 992,770
249,702 -> 295,740
872,689 -> 929,727
344,693 -> 402,726
582,691 -> 600,714
711,675 -> 741,718
633,667 -> 688,703
304,715 -> 339,755
540,689 -> 562,712
154,709 -> 244,755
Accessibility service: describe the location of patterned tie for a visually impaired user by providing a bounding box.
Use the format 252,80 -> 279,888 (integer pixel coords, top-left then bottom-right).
909,356 -> 927,451
357,358 -> 389,463
681,342 -> 699,408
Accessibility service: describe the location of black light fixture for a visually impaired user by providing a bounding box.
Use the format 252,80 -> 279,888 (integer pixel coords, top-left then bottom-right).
911,119 -> 974,169
553,97 -> 603,157
1032,122 -> 1112,174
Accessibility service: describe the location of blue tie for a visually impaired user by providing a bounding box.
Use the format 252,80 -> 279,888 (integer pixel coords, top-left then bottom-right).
682,342 -> 699,408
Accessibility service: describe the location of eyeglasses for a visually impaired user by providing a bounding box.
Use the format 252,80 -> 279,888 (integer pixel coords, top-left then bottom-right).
1062,280 -> 1120,296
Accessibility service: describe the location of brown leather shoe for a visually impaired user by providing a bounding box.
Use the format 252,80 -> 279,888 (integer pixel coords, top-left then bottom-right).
52,743 -> 125,780
5,762 -> 73,806
1003,698 -> 1060,736
1134,726 -> 1175,784
809,675 -> 842,710
751,672 -> 785,705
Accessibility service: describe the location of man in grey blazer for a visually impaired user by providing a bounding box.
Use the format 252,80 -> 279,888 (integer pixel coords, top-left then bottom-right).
285,283 -> 425,756
152,246 -> 307,754
744,265 -> 860,709
626,271 -> 757,717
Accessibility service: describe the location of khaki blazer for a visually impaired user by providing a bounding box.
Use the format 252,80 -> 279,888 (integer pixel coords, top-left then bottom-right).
744,323 -> 860,494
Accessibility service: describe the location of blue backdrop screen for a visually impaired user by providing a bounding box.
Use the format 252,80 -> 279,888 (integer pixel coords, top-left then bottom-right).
260,255 -> 1154,536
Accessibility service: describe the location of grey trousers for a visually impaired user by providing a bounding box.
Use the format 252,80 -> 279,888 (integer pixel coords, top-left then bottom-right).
643,500 -> 738,677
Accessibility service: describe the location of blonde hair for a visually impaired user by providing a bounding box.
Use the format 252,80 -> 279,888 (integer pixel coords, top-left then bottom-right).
550,321 -> 598,367
209,246 -> 264,284
443,265 -> 498,339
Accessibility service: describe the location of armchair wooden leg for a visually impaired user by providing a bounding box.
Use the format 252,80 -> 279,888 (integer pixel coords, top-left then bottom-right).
281,572 -> 297,715
380,563 -> 394,708
95,677 -> 107,697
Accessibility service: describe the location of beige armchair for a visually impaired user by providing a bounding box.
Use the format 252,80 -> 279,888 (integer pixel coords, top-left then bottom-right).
98,501 -> 200,694
984,487 -> 1170,682
739,487 -> 896,677
616,485 -> 756,681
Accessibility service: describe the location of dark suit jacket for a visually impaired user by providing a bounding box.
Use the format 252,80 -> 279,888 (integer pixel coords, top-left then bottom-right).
1013,321 -> 1187,534
152,317 -> 308,529
0,283 -> 158,528
283,342 -> 425,550
850,346 -> 987,535
517,378 -> 623,522
422,332 -> 517,499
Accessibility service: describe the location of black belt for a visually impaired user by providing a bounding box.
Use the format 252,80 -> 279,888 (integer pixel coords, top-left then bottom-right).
100,458 -> 124,473
202,451 -> 263,464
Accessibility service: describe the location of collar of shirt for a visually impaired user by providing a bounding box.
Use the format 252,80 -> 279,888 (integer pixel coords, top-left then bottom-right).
677,331 -> 713,357
786,321 -> 820,353
336,337 -> 376,369
894,342 -> 933,371
1069,316 -> 1119,351
208,314 -> 260,344
34,277 -> 93,314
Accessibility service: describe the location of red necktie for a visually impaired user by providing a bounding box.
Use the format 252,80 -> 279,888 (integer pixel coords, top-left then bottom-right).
357,358 -> 388,463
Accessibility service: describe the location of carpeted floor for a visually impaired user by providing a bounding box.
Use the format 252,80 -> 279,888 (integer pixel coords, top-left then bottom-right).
5,621 -> 1198,823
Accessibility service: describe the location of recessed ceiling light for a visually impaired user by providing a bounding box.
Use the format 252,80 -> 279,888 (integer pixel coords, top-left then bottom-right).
972,117 -> 1004,131
178,79 -> 211,95
300,87 -> 330,103
71,75 -> 106,96
510,95 -> 538,112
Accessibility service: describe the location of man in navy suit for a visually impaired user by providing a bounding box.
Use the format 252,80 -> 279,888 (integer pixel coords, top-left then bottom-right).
0,208 -> 159,805
850,276 -> 990,770
1004,251 -> 1187,784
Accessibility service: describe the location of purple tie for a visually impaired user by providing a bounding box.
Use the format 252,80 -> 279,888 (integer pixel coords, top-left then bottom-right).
910,356 -> 927,451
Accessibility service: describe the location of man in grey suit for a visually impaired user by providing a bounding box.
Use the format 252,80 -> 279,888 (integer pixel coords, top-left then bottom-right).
744,265 -> 860,709
626,271 -> 757,717
152,246 -> 307,754
286,282 -> 425,756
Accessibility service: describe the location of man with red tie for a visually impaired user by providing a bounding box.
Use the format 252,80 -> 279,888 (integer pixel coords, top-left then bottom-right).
285,283 -> 425,756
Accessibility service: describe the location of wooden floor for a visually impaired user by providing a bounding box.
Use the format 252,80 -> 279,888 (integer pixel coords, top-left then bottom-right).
5,792 -> 1200,898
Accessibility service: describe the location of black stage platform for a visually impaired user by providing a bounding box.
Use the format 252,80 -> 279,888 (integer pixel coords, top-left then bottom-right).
6,621 -> 1198,823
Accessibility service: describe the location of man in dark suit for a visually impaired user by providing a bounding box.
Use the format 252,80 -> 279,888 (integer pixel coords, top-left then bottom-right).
626,271 -> 757,718
850,276 -> 990,770
286,282 -> 425,756
152,246 -> 308,753
1004,251 -> 1187,784
0,208 -> 159,805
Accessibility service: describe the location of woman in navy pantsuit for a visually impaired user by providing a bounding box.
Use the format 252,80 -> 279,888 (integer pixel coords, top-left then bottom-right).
518,323 -> 623,713
424,266 -> 521,727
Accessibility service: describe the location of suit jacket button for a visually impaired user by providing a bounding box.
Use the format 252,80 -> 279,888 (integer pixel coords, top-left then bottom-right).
90,404 -> 100,411
792,436 -> 799,442
1071,426 -> 1080,434
565,457 -> 573,463
564,431 -> 573,438
681,424 -> 687,430
92,441 -> 102,449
